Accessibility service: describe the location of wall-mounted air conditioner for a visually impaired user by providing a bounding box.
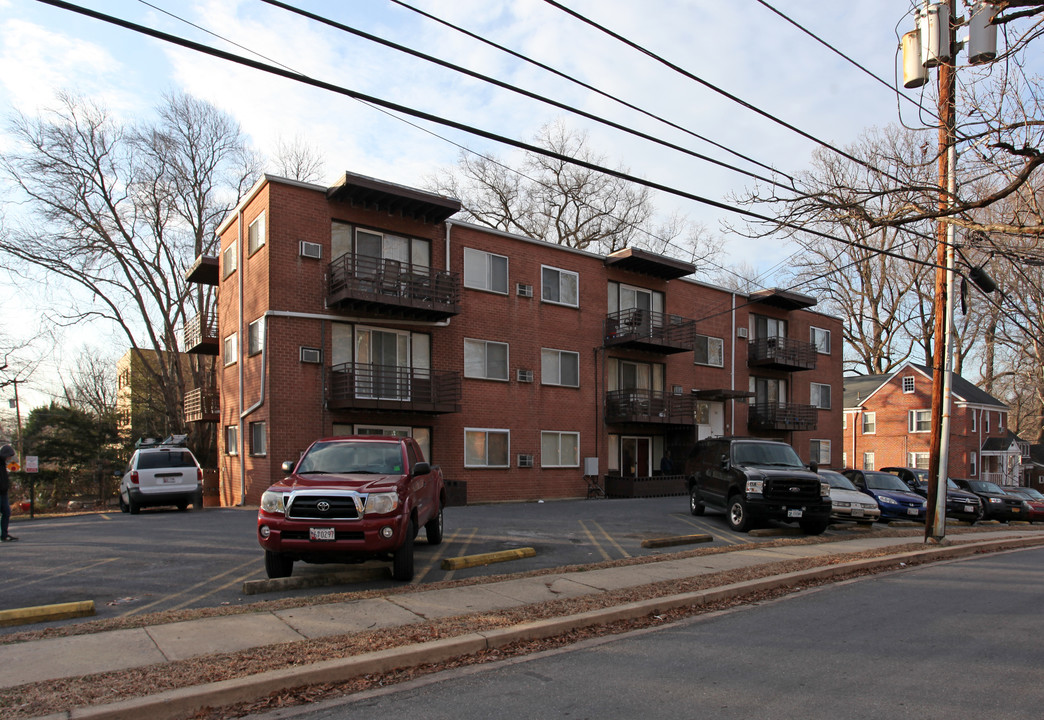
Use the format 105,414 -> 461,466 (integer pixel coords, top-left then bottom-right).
300,347 -> 322,364
300,241 -> 322,259
517,454 -> 534,468
517,369 -> 534,383
736,327 -> 749,339
516,283 -> 533,297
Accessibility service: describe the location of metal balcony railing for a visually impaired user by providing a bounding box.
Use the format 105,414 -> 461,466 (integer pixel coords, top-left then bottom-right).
604,389 -> 696,425
603,308 -> 695,354
184,312 -> 218,355
327,253 -> 460,320
747,401 -> 817,431
184,387 -> 220,423
328,362 -> 461,414
747,336 -> 817,371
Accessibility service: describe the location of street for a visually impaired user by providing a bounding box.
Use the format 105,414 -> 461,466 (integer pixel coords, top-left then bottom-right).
250,546 -> 1044,720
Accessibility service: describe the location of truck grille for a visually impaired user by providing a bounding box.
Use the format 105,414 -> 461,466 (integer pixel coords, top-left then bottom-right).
764,478 -> 821,503
287,495 -> 360,521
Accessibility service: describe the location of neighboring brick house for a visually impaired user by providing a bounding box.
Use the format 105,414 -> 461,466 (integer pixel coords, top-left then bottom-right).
185,172 -> 844,506
843,362 -> 1029,485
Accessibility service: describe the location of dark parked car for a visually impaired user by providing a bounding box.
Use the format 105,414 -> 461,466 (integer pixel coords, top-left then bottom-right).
685,437 -> 832,534
951,479 -> 1025,522
841,469 -> 926,522
1001,487 -> 1044,523
881,467 -> 983,522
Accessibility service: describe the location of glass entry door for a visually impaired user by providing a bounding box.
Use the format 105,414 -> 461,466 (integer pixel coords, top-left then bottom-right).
356,328 -> 409,400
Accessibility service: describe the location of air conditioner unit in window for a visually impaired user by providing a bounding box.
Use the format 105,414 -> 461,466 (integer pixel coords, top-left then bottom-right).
516,369 -> 534,383
516,283 -> 533,297
300,241 -> 322,259
299,347 -> 322,364
736,327 -> 749,339
517,454 -> 534,468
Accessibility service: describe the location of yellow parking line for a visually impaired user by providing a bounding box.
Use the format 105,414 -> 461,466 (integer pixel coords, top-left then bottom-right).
121,558 -> 260,617
5,557 -> 119,591
440,528 -> 478,581
590,520 -> 630,559
579,520 -> 612,561
414,528 -> 465,584
672,513 -> 744,544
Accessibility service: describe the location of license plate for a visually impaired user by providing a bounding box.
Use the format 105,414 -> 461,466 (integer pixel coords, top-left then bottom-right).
908,508 -> 919,516
309,527 -> 336,541
964,505 -> 975,513
162,477 -> 180,483
787,509 -> 803,518
851,508 -> 864,517
1012,508 -> 1020,513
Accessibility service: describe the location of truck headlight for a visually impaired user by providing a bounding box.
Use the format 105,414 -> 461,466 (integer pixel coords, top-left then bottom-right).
365,492 -> 400,515
821,482 -> 831,497
745,479 -> 764,494
260,490 -> 286,514
989,497 -> 1002,504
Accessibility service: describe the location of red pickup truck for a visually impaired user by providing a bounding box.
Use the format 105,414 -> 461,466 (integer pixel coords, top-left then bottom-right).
257,436 -> 445,581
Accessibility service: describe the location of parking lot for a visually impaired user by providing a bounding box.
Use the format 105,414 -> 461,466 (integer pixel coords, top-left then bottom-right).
1,496 -> 880,633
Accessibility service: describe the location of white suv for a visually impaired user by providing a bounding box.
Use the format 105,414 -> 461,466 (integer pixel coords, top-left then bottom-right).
118,436 -> 204,514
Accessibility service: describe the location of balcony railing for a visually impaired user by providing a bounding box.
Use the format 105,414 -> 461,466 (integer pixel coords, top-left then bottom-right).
747,335 -> 817,371
184,387 -> 220,423
747,401 -> 817,431
328,362 -> 461,414
605,389 -> 696,425
603,308 -> 695,354
327,253 -> 461,320
184,312 -> 218,355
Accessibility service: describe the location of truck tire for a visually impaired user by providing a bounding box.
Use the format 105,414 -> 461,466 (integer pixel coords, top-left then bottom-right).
264,550 -> 293,579
425,505 -> 444,545
800,519 -> 829,535
726,494 -> 751,532
689,486 -> 705,516
392,519 -> 415,581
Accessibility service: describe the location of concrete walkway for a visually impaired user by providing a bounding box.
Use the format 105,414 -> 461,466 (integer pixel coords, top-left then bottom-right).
4,528 -> 1044,719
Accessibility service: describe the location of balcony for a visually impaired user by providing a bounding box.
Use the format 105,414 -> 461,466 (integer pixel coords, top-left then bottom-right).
327,253 -> 460,321
747,336 -> 817,371
184,312 -> 218,355
184,387 -> 220,423
603,309 -> 695,354
605,389 -> 695,426
328,362 -> 461,414
747,401 -> 817,431
185,255 -> 219,285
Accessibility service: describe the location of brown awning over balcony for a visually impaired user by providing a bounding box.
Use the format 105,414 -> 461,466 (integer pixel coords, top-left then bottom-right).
604,248 -> 695,279
327,172 -> 462,223
748,287 -> 817,310
185,255 -> 219,285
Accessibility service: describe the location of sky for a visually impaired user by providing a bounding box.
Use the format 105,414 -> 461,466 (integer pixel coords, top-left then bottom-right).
0,0 -> 937,411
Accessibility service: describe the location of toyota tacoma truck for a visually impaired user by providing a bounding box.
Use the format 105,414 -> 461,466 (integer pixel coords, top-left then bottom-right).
257,435 -> 445,581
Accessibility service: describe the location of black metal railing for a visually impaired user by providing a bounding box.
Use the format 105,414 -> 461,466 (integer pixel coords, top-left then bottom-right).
328,362 -> 461,414
184,312 -> 218,354
747,401 -> 817,431
603,308 -> 695,353
747,336 -> 817,371
605,389 -> 696,425
327,252 -> 460,319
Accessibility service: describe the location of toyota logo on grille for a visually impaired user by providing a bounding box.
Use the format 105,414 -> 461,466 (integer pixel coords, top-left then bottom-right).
316,500 -> 331,512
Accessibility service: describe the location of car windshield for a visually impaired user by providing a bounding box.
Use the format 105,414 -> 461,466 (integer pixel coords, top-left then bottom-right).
968,480 -> 1005,494
821,471 -> 857,491
1019,488 -> 1044,501
864,472 -> 911,492
296,441 -> 404,475
137,450 -> 196,469
731,442 -> 805,468
946,479 -> 963,490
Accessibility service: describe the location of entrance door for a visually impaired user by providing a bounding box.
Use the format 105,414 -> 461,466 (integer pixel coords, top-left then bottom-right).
356,328 -> 409,400
621,437 -> 651,477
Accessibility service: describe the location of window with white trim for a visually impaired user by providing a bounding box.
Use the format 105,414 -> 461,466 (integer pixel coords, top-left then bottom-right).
247,212 -> 265,255
223,333 -> 237,366
862,451 -> 875,471
986,412 -> 991,432
226,425 -> 238,456
970,451 -> 978,476
810,439 -> 830,465
541,431 -> 580,467
465,428 -> 509,468
862,412 -> 876,434
970,409 -> 977,432
909,409 -> 931,433
999,412 -> 1005,430
222,240 -> 237,278
810,382 -> 831,409
541,349 -> 579,387
463,248 -> 508,294
810,327 -> 831,354
250,421 -> 266,456
248,317 -> 264,356
908,452 -> 929,469
541,266 -> 579,307
464,339 -> 509,381
693,335 -> 724,367
902,376 -> 915,393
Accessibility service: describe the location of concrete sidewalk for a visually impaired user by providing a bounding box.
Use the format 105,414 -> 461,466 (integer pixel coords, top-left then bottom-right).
5,528 -> 1044,719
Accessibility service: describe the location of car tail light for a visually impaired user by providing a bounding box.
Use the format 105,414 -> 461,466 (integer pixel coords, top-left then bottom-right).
130,470 -> 139,485
197,467 -> 204,483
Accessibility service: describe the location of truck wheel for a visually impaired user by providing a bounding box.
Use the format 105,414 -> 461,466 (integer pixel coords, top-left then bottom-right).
392,519 -> 415,581
727,495 -> 751,532
425,506 -> 444,545
800,519 -> 829,535
689,487 -> 705,516
264,551 -> 293,579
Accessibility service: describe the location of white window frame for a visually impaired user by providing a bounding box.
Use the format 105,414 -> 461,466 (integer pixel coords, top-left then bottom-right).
541,348 -> 580,387
247,317 -> 265,356
908,452 -> 930,469
970,451 -> 978,477
810,382 -> 831,409
223,332 -> 238,366
909,409 -> 931,433
862,412 -> 876,434
226,425 -> 239,456
464,339 -> 509,381
986,411 -> 992,432
999,412 -> 1004,430
541,431 -> 580,468
250,421 -> 266,456
970,409 -> 977,432
464,428 -> 510,468
902,376 -> 915,393
693,334 -> 724,367
463,248 -> 508,294
862,451 -> 875,471
247,211 -> 266,255
222,240 -> 237,278
540,265 -> 579,307
810,326 -> 831,354
810,439 -> 831,465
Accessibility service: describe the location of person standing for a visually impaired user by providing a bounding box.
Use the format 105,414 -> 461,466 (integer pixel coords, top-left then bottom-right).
1,444 -> 17,542
660,450 -> 674,475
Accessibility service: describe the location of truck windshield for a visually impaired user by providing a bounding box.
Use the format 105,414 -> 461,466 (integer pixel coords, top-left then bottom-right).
731,442 -> 804,468
296,441 -> 404,475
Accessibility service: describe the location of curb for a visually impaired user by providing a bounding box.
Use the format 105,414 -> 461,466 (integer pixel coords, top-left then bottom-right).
0,601 -> 94,629
640,534 -> 713,548
242,567 -> 389,595
47,533 -> 1044,720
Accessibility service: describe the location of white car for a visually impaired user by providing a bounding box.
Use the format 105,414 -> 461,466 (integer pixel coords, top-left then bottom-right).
820,469 -> 881,525
118,436 -> 203,514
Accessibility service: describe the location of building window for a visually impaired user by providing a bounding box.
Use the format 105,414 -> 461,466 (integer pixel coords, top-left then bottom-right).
810,439 -> 830,465
861,412 -> 875,434
811,383 -> 831,409
908,452 -> 929,469
694,335 -> 724,367
810,327 -> 831,354
541,266 -> 579,307
247,212 -> 265,255
986,411 -> 992,432
862,451 -> 875,471
909,409 -> 931,433
464,339 -> 508,381
970,409 -> 977,432
902,376 -> 915,393
970,451 -> 977,477
541,431 -> 580,467
999,412 -> 1004,430
222,240 -> 237,278
250,421 -> 266,456
223,333 -> 237,366
843,414 -> 848,430
226,425 -> 239,456
541,349 -> 579,387
463,248 -> 508,294
465,428 -> 509,468
248,317 -> 265,356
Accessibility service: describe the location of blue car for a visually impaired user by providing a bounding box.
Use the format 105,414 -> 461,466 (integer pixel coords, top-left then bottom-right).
841,469 -> 927,522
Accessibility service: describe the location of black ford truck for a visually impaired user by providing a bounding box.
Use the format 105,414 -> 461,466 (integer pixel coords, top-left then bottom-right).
686,436 -> 832,534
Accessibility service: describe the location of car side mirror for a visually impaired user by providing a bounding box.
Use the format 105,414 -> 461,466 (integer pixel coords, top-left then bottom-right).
808,460 -> 819,473
719,455 -> 729,470
412,461 -> 430,476
281,461 -> 295,475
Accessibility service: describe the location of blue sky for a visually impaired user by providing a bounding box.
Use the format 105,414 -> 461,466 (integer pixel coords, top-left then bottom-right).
0,0 -> 943,407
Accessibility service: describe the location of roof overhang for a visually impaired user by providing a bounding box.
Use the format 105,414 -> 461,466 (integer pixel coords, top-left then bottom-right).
327,172 -> 461,223
185,255 -> 219,285
748,287 -> 817,310
604,248 -> 695,279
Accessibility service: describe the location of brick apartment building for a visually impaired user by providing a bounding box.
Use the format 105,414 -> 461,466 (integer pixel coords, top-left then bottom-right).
185,172 -> 844,506
843,362 -> 1029,485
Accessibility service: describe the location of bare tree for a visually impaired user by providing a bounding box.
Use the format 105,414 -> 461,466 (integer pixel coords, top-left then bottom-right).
272,134 -> 326,183
61,348 -> 119,419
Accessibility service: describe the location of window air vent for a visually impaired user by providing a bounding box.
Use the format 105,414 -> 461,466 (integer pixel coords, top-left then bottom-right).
517,454 -> 534,468
517,369 -> 534,383
300,241 -> 322,259
516,283 -> 533,298
736,327 -> 749,339
300,347 -> 322,364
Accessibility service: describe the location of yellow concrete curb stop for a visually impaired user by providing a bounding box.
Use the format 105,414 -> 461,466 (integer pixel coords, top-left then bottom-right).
441,547 -> 537,570
0,600 -> 95,628
640,534 -> 713,548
